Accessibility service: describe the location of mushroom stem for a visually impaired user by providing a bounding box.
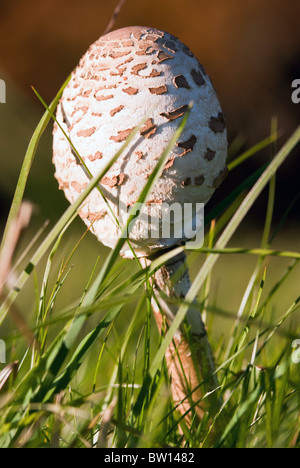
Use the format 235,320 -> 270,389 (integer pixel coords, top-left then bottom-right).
144,250 -> 220,424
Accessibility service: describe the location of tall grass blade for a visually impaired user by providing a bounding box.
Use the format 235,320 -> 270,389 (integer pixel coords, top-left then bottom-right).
0,77 -> 71,252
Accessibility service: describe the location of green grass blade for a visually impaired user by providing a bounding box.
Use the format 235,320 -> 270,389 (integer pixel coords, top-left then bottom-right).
40,307 -> 121,402
227,131 -> 279,171
196,247 -> 300,260
205,163 -> 268,227
261,118 -> 278,248
0,76 -> 71,252
216,372 -> 265,447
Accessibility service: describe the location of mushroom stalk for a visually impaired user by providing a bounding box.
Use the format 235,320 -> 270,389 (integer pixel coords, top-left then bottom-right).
143,250 -> 220,423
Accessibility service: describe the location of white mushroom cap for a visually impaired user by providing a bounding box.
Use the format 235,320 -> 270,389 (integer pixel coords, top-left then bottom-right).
52,26 -> 228,258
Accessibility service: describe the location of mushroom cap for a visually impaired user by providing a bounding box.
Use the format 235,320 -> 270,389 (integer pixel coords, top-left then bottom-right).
52,26 -> 228,258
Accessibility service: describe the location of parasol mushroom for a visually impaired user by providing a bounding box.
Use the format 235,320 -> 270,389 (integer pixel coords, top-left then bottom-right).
52,26 -> 228,422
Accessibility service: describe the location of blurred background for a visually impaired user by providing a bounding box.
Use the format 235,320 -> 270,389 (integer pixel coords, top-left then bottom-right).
0,0 -> 299,330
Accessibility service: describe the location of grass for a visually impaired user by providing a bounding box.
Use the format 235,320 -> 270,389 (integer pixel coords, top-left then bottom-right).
0,79 -> 300,448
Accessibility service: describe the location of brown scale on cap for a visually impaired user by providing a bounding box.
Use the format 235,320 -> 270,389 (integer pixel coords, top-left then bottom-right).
131,63 -> 147,75
194,174 -> 205,186
204,148 -> 216,161
135,46 -> 155,56
149,85 -> 168,95
143,69 -> 161,78
131,29 -> 143,41
163,41 -> 178,53
88,151 -> 103,162
101,173 -> 127,188
86,74 -> 101,82
94,93 -> 114,101
144,34 -> 161,42
164,158 -> 175,170
146,198 -> 163,206
110,127 -> 135,143
176,135 -> 197,153
71,105 -> 89,117
182,177 -> 192,186
110,68 -> 125,77
77,127 -> 96,138
121,40 -> 134,47
174,75 -> 190,89
118,66 -> 128,75
191,68 -> 205,86
110,105 -> 124,117
122,87 -> 139,95
117,57 -> 134,67
81,89 -> 93,98
91,111 -> 103,117
156,51 -> 174,63
209,112 -> 226,133
140,118 -> 157,138
109,50 -> 131,59
160,104 -> 189,121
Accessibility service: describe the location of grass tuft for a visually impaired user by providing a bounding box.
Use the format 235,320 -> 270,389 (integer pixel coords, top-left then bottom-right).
0,84 -> 299,447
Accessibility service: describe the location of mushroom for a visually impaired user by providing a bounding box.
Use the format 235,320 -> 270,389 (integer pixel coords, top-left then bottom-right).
53,26 -> 228,422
